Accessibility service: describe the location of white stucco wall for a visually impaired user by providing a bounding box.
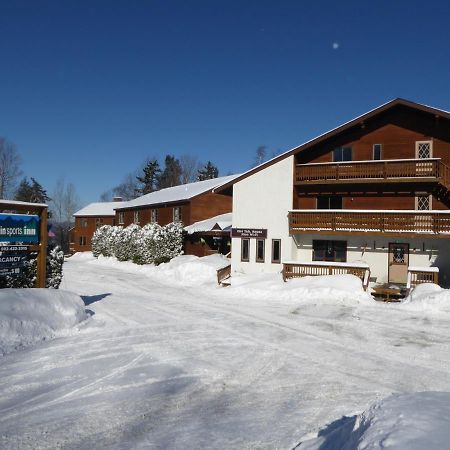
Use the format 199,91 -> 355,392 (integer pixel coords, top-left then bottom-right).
231,156 -> 295,274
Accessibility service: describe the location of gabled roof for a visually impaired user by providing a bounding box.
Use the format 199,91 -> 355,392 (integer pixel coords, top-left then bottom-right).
74,201 -> 127,217
184,213 -> 232,234
214,98 -> 450,194
115,174 -> 240,210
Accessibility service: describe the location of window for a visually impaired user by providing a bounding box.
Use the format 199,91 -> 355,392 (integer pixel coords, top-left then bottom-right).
241,239 -> 250,262
272,239 -> 281,264
134,210 -> 140,224
373,144 -> 382,160
416,141 -> 433,159
81,218 -> 88,228
313,240 -> 347,262
256,239 -> 265,263
416,195 -> 431,211
151,209 -> 158,223
173,206 -> 182,222
95,218 -> 104,229
333,146 -> 352,162
79,236 -> 87,246
317,196 -> 343,209
118,212 -> 124,225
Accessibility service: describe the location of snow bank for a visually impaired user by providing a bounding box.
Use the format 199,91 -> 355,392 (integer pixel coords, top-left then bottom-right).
227,273 -> 372,304
402,283 -> 450,312
298,391 -> 450,450
0,289 -> 88,355
90,254 -> 231,287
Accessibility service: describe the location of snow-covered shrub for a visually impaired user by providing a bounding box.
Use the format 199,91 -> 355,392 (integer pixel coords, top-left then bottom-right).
134,223 -> 159,264
46,246 -> 64,288
113,224 -> 141,262
155,222 -> 184,264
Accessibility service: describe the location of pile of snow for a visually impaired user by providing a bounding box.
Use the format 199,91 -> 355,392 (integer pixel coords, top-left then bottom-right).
402,283 -> 450,312
0,289 -> 88,355
226,273 -> 372,304
298,391 -> 450,450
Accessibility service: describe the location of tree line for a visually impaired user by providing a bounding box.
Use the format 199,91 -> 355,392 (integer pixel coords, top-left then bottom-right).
101,155 -> 220,201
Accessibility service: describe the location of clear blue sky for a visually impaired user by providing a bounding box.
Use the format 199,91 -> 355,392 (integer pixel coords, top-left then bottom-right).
1,0 -> 450,206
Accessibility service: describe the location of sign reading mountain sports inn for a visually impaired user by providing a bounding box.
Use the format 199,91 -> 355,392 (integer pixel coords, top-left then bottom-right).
231,228 -> 267,238
0,214 -> 40,244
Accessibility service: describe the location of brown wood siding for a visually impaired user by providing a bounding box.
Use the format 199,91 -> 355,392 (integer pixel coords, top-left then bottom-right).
296,123 -> 450,165
190,192 -> 232,224
72,216 -> 115,252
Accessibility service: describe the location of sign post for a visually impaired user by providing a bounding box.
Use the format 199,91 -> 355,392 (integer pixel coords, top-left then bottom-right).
0,200 -> 48,288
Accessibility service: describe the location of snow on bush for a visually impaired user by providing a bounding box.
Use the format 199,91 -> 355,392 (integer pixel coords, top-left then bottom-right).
0,288 -> 88,355
402,282 -> 450,312
91,222 -> 184,265
298,391 -> 450,450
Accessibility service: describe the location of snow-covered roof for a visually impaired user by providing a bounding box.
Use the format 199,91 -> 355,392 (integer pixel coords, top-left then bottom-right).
184,213 -> 232,234
116,175 -> 240,210
73,201 -> 127,217
0,199 -> 47,208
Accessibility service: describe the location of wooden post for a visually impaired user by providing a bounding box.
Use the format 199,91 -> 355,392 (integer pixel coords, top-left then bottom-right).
36,207 -> 48,288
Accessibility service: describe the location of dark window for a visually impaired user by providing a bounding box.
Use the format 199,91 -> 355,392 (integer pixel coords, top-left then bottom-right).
313,240 -> 347,262
256,239 -> 265,262
241,239 -> 249,262
272,239 -> 281,263
95,218 -> 104,229
317,196 -> 343,209
333,146 -> 352,162
373,144 -> 382,160
79,236 -> 87,246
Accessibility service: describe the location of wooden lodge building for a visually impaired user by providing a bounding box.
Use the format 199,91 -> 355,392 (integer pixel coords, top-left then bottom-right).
72,175 -> 237,256
71,198 -> 126,252
216,98 -> 450,289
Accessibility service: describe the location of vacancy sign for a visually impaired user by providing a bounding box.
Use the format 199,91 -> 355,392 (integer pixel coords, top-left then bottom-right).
0,214 -> 40,244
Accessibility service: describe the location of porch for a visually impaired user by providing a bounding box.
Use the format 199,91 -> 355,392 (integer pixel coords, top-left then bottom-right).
289,210 -> 450,237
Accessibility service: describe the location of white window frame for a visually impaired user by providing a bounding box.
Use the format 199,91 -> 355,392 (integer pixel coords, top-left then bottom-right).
118,212 -> 124,225
415,140 -> 433,159
173,206 -> 182,223
151,209 -> 158,223
415,194 -> 432,211
133,210 -> 140,224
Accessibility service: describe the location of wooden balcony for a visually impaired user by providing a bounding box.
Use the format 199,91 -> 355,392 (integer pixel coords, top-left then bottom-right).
289,210 -> 450,237
295,158 -> 450,187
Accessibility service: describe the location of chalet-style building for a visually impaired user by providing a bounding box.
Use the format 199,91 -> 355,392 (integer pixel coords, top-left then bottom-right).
71,198 -> 125,252
216,99 -> 450,289
114,175 -> 237,256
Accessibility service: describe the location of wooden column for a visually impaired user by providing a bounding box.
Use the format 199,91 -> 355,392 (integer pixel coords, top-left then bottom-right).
36,207 -> 48,288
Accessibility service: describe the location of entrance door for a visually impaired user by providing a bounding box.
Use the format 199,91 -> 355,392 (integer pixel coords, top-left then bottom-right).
388,243 -> 409,283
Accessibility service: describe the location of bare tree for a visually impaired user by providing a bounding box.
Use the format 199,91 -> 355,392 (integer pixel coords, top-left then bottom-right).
253,145 -> 266,168
112,172 -> 139,200
0,137 -> 22,199
179,154 -> 201,184
50,178 -> 80,253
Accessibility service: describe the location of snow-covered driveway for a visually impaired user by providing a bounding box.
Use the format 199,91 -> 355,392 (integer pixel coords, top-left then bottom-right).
2,257 -> 450,449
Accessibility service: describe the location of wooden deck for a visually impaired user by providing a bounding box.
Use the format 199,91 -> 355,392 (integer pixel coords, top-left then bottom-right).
295,158 -> 450,188
289,210 -> 450,237
282,261 -> 370,290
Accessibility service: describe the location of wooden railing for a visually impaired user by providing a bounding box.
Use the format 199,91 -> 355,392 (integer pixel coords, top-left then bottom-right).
217,264 -> 231,285
289,210 -> 450,237
295,158 -> 450,187
407,267 -> 439,289
282,261 -> 370,290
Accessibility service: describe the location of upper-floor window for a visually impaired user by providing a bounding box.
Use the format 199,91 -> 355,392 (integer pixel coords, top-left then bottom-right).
373,144 -> 382,160
333,146 -> 352,162
118,212 -> 124,225
173,206 -> 182,223
317,196 -> 343,209
151,209 -> 158,223
416,195 -> 431,211
81,218 -> 88,228
95,218 -> 104,229
134,210 -> 140,224
416,141 -> 433,159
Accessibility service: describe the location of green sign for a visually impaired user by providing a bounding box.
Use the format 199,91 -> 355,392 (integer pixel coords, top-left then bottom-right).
0,214 -> 39,244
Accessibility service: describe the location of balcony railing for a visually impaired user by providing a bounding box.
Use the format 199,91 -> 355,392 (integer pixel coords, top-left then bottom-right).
289,210 -> 450,237
295,158 -> 450,186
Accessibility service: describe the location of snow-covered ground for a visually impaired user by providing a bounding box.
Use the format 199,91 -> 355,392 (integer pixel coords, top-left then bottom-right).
1,253 -> 450,449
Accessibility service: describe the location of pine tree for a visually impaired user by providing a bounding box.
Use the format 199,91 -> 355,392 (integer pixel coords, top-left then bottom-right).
197,161 -> 219,181
157,155 -> 182,189
15,177 -> 50,203
136,159 -> 161,195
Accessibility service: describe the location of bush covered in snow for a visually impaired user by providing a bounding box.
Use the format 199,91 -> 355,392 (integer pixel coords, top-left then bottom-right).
0,246 -> 65,289
91,222 -> 183,265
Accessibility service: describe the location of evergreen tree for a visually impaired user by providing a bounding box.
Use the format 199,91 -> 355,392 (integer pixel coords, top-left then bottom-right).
15,177 -> 50,203
136,158 -> 161,195
157,155 -> 182,189
197,161 -> 219,181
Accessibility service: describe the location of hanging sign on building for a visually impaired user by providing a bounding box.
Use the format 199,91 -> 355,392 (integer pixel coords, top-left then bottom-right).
0,214 -> 39,244
231,228 -> 267,239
